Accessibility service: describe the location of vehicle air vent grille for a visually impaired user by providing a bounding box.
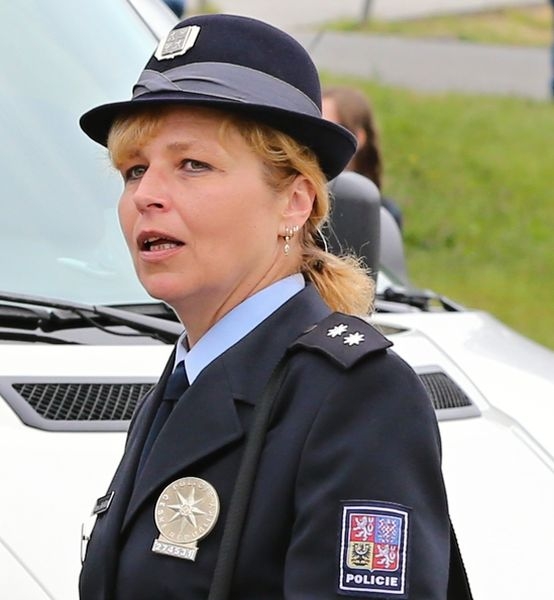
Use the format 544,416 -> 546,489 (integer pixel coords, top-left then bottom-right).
418,372 -> 471,410
13,382 -> 152,421
4,380 -> 155,431
2,369 -> 479,431
416,369 -> 480,420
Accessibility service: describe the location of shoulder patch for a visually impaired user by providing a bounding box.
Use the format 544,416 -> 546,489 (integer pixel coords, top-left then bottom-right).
290,313 -> 392,369
338,501 -> 410,597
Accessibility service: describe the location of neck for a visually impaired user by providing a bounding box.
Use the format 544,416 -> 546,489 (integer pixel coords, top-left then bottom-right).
175,267 -> 300,347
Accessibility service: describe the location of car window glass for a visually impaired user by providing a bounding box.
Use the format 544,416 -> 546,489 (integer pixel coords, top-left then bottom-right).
0,0 -> 156,304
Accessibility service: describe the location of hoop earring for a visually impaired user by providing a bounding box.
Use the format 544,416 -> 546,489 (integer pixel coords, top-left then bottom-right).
283,225 -> 299,256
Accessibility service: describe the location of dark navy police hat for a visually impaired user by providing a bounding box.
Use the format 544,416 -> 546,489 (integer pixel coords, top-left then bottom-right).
79,13 -> 356,180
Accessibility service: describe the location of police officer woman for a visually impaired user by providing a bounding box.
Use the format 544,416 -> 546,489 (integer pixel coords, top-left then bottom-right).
78,13 -> 460,600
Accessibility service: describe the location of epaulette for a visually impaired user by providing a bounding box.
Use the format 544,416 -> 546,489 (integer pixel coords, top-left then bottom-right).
290,312 -> 393,370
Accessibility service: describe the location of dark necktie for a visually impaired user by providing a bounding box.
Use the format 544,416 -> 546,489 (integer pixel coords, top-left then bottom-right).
136,361 -> 189,475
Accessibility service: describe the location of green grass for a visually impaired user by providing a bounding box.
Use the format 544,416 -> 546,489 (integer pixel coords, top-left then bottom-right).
331,5 -> 553,47
322,75 -> 554,350
186,2 -> 219,16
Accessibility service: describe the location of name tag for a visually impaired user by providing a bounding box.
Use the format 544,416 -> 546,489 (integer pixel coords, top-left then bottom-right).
93,491 -> 114,515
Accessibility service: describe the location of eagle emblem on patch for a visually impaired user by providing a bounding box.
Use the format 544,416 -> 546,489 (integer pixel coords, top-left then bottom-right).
338,502 -> 410,597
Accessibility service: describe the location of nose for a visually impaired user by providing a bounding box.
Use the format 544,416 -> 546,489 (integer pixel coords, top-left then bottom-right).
131,167 -> 171,213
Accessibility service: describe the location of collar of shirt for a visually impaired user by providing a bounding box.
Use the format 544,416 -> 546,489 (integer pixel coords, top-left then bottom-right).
174,273 -> 305,384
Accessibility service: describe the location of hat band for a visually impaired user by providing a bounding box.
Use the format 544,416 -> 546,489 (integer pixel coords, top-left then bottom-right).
133,62 -> 321,118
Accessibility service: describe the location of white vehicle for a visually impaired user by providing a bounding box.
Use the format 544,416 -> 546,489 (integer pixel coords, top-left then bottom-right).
1,2 -> 552,600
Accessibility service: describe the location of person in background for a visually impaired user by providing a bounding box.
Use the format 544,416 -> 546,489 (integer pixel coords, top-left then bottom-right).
163,0 -> 186,17
77,13 -> 463,600
323,85 -> 404,231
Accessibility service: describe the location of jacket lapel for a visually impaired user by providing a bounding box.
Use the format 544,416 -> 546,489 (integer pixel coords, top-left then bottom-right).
121,284 -> 330,532
123,358 -> 244,530
81,364 -> 172,600
121,350 -> 177,478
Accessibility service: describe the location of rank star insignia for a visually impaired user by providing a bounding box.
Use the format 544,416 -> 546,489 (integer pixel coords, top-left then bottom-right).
344,332 -> 365,346
328,324 -> 348,338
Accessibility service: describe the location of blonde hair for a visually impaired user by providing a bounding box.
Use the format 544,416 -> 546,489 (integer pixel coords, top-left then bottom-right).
108,106 -> 375,315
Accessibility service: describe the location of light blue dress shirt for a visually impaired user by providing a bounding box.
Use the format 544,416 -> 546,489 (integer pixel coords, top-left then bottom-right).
174,274 -> 305,383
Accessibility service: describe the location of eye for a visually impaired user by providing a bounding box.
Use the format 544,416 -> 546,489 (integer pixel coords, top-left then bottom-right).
181,159 -> 210,173
123,164 -> 147,182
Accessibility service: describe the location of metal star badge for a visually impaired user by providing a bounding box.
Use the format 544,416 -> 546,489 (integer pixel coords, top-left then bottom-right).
344,332 -> 365,346
152,477 -> 219,561
328,324 -> 348,338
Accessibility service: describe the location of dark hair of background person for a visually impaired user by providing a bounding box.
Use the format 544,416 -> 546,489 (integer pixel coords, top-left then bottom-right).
163,0 -> 186,17
322,85 -> 403,231
322,85 -> 383,188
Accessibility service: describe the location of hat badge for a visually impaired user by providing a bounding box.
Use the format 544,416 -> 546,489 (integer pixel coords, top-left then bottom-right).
155,25 -> 200,61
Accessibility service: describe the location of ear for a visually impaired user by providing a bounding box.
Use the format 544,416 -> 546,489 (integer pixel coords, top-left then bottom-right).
280,175 -> 315,231
355,127 -> 367,149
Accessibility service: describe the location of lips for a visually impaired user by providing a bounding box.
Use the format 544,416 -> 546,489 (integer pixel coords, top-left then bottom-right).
137,231 -> 184,253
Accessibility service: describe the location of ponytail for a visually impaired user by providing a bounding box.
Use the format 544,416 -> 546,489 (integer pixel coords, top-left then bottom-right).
234,117 -> 375,315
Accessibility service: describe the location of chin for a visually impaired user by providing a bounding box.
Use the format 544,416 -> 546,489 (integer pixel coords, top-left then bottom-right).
138,272 -> 191,307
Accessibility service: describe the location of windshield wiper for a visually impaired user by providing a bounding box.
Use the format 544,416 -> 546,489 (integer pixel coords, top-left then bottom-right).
0,291 -> 183,343
377,285 -> 465,312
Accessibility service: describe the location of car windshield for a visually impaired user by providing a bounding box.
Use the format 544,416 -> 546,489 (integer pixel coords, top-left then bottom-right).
2,2 -> 395,311
1,0 -> 159,305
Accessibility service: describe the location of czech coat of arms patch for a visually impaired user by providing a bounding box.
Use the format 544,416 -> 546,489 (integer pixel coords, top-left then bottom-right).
338,502 -> 410,596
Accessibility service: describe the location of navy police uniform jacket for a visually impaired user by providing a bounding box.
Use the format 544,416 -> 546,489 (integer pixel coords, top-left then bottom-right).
79,285 -> 451,599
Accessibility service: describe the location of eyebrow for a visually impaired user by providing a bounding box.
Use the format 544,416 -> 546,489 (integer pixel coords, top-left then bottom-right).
167,141 -> 193,153
115,141 -> 194,166
167,139 -> 230,162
